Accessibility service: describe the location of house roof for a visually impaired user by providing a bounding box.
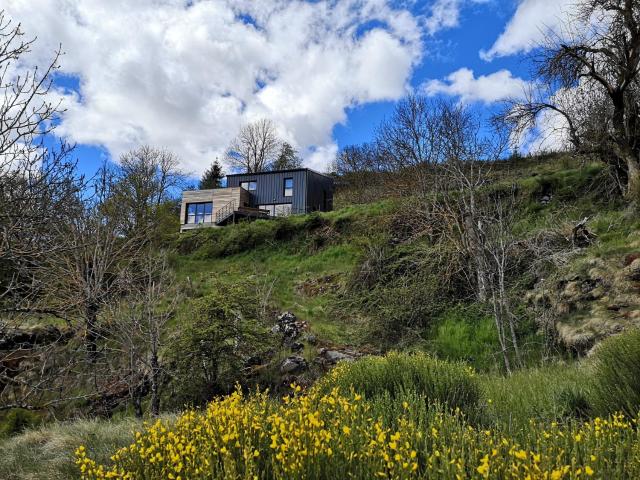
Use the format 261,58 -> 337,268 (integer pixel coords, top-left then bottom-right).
226,167 -> 333,180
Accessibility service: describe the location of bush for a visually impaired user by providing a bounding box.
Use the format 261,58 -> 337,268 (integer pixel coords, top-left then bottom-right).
315,352 -> 481,412
166,281 -> 273,407
76,388 -> 640,480
591,329 -> 640,417
0,409 -> 40,437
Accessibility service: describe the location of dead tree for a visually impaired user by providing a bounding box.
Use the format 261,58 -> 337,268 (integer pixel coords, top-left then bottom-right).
226,119 -> 280,173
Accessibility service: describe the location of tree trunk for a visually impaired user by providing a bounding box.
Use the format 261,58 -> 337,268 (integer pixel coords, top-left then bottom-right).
150,351 -> 160,416
625,153 -> 640,204
86,303 -> 99,362
132,391 -> 143,419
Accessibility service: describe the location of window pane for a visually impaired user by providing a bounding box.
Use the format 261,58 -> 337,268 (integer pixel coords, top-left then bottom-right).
241,182 -> 248,190
249,181 -> 256,191
275,204 -> 292,217
205,203 -> 212,214
187,213 -> 195,224
284,178 -> 293,197
188,204 -> 196,214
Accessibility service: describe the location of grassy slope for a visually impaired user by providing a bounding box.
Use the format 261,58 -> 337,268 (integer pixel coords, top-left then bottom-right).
172,155 -> 640,354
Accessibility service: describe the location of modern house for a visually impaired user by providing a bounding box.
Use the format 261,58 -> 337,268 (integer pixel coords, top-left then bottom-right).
180,168 -> 334,231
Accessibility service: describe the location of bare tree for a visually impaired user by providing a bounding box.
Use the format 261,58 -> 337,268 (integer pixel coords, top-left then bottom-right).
0,11 -> 81,312
502,0 -> 640,199
108,146 -> 185,238
41,167 -> 141,362
226,119 -> 280,173
375,95 -> 444,193
431,103 -> 522,373
107,251 -> 176,417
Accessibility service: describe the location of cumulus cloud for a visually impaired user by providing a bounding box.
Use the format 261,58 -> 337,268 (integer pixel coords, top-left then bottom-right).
5,0 -> 424,174
480,0 -> 575,61
421,68 -> 529,104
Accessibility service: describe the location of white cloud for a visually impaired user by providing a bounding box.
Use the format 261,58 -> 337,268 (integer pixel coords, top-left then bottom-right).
5,0 -> 423,175
480,0 -> 575,61
421,68 -> 529,104
423,0 -> 490,36
424,0 -> 461,35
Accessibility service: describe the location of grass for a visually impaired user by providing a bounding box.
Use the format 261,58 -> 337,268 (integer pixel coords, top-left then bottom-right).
480,364 -> 589,431
0,415 -> 172,480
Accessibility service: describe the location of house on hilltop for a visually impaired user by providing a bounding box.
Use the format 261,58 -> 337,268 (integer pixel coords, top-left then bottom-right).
180,168 -> 334,231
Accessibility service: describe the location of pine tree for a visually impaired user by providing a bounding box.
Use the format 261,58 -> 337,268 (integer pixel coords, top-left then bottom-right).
271,142 -> 302,170
199,159 -> 224,189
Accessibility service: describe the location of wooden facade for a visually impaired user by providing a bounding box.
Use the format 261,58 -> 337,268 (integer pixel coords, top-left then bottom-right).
179,187 -> 250,232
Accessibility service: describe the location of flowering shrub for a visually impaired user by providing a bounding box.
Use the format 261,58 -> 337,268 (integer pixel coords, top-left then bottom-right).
76,385 -> 640,479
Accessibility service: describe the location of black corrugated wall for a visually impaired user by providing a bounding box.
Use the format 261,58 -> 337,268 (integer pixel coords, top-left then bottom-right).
227,169 -> 334,213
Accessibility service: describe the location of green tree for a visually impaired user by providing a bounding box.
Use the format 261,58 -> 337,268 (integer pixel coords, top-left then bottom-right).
271,142 -> 302,170
200,159 -> 225,189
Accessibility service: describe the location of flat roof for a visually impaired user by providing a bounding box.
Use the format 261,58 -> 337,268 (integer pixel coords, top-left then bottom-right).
226,167 -> 333,180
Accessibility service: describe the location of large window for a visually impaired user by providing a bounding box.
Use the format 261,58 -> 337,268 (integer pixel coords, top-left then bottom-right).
259,204 -> 292,217
186,202 -> 212,224
240,181 -> 257,191
283,178 -> 293,197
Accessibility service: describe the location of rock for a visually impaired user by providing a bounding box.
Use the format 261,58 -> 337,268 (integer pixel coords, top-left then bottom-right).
303,334 -> 317,345
624,258 -> 640,281
318,348 -> 355,364
540,194 -> 552,205
272,311 -> 308,346
280,355 -> 307,374
290,342 -> 304,352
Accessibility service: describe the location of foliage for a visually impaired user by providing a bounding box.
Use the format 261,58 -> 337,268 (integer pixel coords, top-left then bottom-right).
76,385 -> 640,479
341,241 -> 463,345
0,409 -> 41,437
429,306 -> 498,370
315,352 -> 481,413
166,281 -> 273,407
270,142 -> 302,171
591,329 -> 640,417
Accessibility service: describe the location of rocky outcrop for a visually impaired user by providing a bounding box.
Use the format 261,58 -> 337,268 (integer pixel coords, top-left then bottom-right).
280,355 -> 308,374
527,252 -> 640,354
271,311 -> 307,347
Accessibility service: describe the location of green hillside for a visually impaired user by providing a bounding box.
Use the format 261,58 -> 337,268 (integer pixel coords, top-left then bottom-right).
170,155 -> 640,368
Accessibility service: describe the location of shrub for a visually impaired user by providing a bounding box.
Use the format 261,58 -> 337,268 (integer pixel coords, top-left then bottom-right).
0,409 -> 40,437
315,352 -> 481,412
76,388 -> 640,480
591,329 -> 640,417
166,281 -> 273,407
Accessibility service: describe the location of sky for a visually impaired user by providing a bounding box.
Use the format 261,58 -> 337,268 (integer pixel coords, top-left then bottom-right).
5,0 -> 576,179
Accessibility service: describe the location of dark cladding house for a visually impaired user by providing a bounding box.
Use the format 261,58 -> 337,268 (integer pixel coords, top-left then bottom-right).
180,168 -> 334,231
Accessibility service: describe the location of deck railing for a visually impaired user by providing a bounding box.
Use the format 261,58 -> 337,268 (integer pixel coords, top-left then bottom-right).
215,200 -> 236,224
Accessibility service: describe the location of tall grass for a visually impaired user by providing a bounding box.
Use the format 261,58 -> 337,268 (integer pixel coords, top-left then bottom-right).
315,352 -> 482,413
0,416 -> 166,480
480,364 -> 589,432
591,329 -> 640,417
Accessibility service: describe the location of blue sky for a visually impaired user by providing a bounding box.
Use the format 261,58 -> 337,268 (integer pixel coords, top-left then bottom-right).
6,0 -> 574,180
